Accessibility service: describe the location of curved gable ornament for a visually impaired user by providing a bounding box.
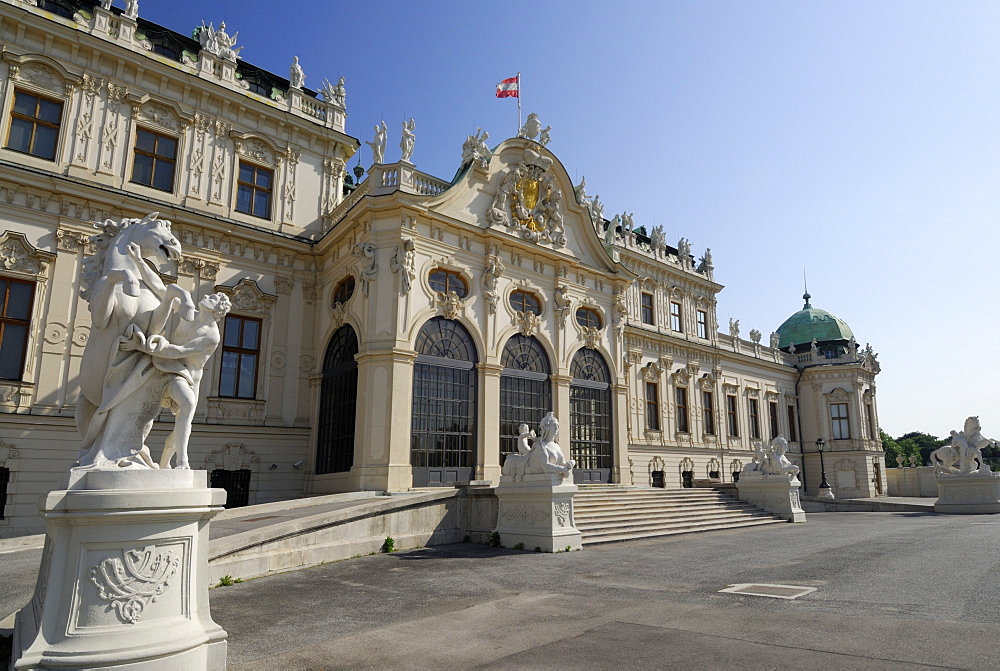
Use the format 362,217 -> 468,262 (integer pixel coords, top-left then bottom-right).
488,149 -> 567,247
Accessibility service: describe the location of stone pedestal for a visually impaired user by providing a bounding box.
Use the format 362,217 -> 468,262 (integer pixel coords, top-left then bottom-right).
736,474 -> 806,522
934,472 -> 1000,514
12,469 -> 228,670
494,474 -> 582,552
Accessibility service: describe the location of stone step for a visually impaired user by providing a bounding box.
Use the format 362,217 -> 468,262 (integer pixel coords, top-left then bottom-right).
581,517 -> 786,545
577,510 -> 778,531
569,486 -> 786,545
576,507 -> 767,525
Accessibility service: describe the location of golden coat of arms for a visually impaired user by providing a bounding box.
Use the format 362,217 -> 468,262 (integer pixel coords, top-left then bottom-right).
489,149 -> 567,247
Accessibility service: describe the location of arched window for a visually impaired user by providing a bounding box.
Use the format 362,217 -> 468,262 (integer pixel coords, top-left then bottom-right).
428,269 -> 467,298
569,348 -> 612,484
509,290 -> 541,315
576,307 -> 602,329
316,325 -> 359,474
411,317 -> 478,486
500,335 -> 551,458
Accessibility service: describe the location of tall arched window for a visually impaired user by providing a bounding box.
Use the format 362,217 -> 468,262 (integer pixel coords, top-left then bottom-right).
570,348 -> 613,484
316,324 -> 359,474
411,317 -> 478,486
500,335 -> 552,459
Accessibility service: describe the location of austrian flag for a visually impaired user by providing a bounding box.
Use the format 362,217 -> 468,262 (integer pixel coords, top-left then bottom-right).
496,76 -> 519,98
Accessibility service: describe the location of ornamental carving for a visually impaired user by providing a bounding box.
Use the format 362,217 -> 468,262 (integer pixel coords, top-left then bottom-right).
672,368 -> 690,387
138,103 -> 179,131
216,278 -> 274,316
699,372 -> 716,390
553,502 -> 571,527
0,439 -> 20,464
581,326 -> 601,350
515,310 -> 540,337
488,149 -> 566,247
89,545 -> 180,624
235,137 -> 275,166
553,285 -> 571,327
437,291 -> 464,321
16,63 -> 61,92
205,442 -> 259,471
330,301 -> 347,329
499,503 -> 548,526
353,242 -> 378,296
274,275 -> 294,295
390,239 -> 416,295
641,361 -> 663,382
482,253 -> 504,313
0,231 -> 55,277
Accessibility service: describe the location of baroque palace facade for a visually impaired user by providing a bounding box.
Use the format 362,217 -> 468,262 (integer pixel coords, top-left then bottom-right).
0,0 -> 884,536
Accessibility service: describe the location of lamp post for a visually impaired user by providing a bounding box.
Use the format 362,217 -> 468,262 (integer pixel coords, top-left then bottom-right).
816,437 -> 834,499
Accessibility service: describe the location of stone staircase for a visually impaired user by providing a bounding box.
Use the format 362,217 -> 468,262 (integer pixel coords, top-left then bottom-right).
574,486 -> 786,545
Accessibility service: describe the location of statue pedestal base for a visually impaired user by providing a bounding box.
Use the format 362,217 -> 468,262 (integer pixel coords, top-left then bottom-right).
494,474 -> 582,552
934,471 -> 1000,514
11,469 -> 228,670
736,474 -> 806,522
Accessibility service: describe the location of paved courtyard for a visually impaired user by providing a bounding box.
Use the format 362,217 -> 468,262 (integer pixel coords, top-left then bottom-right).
4,511 -> 1000,669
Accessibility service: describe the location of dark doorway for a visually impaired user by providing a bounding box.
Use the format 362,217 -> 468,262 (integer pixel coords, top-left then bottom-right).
210,468 -> 251,508
651,470 -> 665,488
681,470 -> 694,488
315,324 -> 359,474
569,348 -> 612,484
410,317 -> 478,487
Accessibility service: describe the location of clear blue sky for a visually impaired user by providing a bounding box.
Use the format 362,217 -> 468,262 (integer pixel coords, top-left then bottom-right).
138,1 -> 1000,439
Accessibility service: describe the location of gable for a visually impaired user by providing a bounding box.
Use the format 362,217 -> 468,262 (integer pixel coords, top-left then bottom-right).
423,138 -> 624,276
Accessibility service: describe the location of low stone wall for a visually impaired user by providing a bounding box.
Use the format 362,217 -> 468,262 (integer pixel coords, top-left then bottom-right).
208,486 -> 500,582
885,467 -> 936,497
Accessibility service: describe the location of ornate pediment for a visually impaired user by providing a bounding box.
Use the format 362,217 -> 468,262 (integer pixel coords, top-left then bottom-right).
215,278 -> 275,316
671,367 -> 690,387
0,230 -> 55,278
825,387 -> 851,402
488,149 -> 566,247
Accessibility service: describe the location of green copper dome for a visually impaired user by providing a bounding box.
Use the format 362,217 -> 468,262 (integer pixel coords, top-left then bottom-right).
776,292 -> 854,350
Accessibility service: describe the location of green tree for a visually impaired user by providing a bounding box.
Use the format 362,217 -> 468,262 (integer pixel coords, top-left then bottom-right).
896,432 -> 948,467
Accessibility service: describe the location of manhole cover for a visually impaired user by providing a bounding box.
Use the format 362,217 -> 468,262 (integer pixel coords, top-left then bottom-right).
719,583 -> 817,600
240,515 -> 281,523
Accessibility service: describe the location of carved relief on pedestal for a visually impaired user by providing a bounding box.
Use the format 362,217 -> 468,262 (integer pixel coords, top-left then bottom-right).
89,545 -> 180,624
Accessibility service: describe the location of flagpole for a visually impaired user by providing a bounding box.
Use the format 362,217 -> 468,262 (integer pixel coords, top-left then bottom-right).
517,72 -> 522,132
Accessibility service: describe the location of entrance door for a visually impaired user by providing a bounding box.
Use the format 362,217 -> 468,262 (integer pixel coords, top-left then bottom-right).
872,457 -> 883,495
569,348 -> 612,484
410,318 -> 478,487
210,469 -> 251,508
315,325 -> 359,475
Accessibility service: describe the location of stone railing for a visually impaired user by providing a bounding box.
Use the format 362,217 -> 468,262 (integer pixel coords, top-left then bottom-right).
325,179 -> 371,232
411,172 -> 450,196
